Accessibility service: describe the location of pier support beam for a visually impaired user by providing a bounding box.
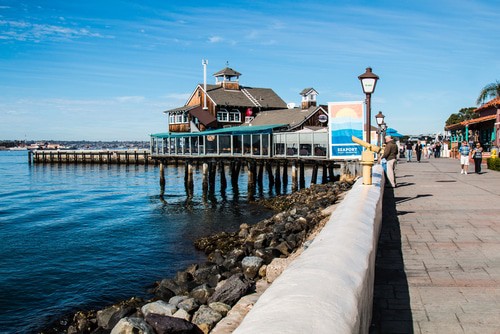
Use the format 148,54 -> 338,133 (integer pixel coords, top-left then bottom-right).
274,161 -> 281,194
247,161 -> 255,200
266,161 -> 274,191
299,161 -> 306,189
159,162 -> 166,198
311,163 -> 318,185
282,161 -> 288,193
257,161 -> 264,192
219,161 -> 227,195
291,161 -> 298,193
202,162 -> 209,197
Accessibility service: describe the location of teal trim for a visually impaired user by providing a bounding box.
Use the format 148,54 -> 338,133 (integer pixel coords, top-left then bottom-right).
150,124 -> 287,139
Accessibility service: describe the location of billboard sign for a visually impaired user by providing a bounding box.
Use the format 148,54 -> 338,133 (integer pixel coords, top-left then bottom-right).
328,101 -> 364,159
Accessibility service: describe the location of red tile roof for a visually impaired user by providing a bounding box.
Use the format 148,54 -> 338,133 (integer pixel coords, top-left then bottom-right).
445,114 -> 496,130
475,97 -> 500,113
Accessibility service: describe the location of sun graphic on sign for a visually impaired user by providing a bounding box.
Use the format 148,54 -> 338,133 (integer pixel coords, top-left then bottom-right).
332,104 -> 363,118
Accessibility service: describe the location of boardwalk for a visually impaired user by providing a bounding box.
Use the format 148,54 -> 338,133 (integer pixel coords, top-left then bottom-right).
373,156 -> 500,333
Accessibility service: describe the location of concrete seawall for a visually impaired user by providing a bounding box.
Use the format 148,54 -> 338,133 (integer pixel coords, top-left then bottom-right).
233,165 -> 384,334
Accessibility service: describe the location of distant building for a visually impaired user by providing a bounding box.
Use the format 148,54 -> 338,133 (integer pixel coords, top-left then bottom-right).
164,66 -> 287,133
446,97 -> 499,151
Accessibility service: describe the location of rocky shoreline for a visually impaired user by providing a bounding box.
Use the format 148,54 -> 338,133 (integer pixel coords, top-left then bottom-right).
39,179 -> 354,334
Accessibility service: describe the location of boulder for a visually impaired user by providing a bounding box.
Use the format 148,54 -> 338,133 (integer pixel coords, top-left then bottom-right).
144,313 -> 202,334
110,317 -> 155,334
154,279 -> 181,299
192,305 -> 223,332
168,295 -> 189,307
208,274 -> 251,306
172,308 -> 191,321
177,298 -> 199,313
208,302 -> 231,317
141,301 -> 177,317
266,257 -> 291,283
189,284 -> 214,304
97,299 -> 140,330
241,256 -> 264,279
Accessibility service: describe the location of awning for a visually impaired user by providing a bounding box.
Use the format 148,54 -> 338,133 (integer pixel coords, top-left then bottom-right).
188,105 -> 217,127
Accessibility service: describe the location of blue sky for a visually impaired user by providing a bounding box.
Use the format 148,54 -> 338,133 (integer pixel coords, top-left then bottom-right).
1,0 -> 499,141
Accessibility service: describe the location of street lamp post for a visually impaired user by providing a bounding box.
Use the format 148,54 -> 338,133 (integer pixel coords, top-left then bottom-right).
358,67 -> 380,144
375,111 -> 385,147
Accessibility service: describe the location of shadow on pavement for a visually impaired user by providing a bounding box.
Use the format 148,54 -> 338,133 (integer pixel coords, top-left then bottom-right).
371,187 -> 414,334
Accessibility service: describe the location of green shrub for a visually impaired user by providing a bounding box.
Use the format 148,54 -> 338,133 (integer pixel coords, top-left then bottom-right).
487,157 -> 500,171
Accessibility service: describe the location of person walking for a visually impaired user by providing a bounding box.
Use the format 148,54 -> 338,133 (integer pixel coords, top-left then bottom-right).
458,140 -> 471,174
415,140 -> 423,162
405,140 -> 413,162
381,136 -> 399,188
471,142 -> 483,174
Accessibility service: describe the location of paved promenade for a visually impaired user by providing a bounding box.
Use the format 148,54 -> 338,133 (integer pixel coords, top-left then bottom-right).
372,156 -> 500,334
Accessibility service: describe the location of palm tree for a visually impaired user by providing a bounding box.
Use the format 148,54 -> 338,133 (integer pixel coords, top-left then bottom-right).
476,80 -> 500,105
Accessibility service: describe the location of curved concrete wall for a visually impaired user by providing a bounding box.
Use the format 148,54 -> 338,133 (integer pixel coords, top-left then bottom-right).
233,165 -> 384,334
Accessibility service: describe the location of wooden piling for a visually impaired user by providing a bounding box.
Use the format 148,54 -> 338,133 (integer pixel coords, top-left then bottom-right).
219,161 -> 227,193
328,163 -> 335,183
186,161 -> 194,197
322,164 -> 328,184
274,160 -> 281,194
266,161 -> 274,189
159,162 -> 166,197
282,161 -> 288,191
291,161 -> 298,192
311,163 -> 318,185
247,161 -> 255,200
257,161 -> 264,191
209,161 -> 216,195
299,161 -> 305,189
202,162 -> 209,196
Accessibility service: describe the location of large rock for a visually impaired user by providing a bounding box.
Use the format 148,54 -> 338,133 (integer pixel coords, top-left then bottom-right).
111,317 -> 155,334
154,279 -> 180,299
241,256 -> 264,279
189,284 -> 214,304
192,305 -> 223,332
141,301 -> 177,317
208,302 -> 231,317
177,298 -> 199,313
266,257 -> 291,283
97,298 -> 141,330
144,313 -> 202,334
208,274 -> 251,306
169,295 -> 189,307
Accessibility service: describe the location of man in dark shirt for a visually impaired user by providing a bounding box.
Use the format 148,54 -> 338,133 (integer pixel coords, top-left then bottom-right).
382,136 -> 399,188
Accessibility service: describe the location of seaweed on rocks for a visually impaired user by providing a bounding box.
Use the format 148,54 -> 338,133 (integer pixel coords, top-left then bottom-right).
38,180 -> 354,334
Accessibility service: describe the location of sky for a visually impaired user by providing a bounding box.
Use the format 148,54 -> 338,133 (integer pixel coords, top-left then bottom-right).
1,0 -> 499,141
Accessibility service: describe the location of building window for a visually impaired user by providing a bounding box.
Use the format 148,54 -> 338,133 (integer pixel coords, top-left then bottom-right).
229,110 -> 241,122
217,109 -> 229,122
169,112 -> 188,124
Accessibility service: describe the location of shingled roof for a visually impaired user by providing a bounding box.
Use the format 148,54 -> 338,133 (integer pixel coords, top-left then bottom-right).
201,84 -> 287,108
249,106 -> 325,130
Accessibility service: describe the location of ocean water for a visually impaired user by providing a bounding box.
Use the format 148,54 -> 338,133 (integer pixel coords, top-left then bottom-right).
0,151 -> 276,333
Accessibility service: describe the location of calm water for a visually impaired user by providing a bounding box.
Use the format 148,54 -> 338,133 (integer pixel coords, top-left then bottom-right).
0,151 -> 276,334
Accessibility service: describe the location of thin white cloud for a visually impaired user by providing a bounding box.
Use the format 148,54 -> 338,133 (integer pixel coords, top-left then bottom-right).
0,19 -> 105,42
115,96 -> 145,103
208,35 -> 223,43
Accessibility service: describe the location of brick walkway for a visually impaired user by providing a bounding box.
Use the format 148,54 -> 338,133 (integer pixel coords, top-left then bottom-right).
372,156 -> 500,334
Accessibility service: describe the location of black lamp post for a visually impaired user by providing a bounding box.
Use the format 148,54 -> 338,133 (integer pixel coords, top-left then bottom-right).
375,111 -> 385,147
358,67 -> 379,144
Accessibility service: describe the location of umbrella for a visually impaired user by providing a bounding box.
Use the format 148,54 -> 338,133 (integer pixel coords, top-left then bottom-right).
386,128 -> 403,137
